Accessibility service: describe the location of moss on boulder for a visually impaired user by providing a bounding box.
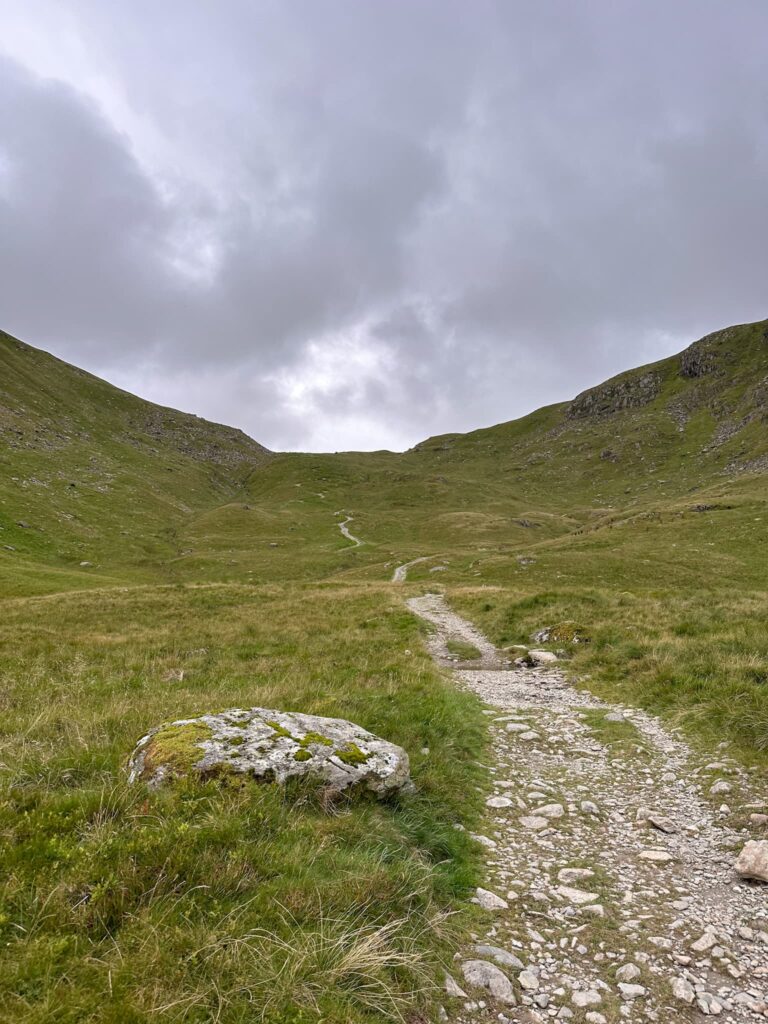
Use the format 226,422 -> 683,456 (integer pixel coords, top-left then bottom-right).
128,707 -> 410,797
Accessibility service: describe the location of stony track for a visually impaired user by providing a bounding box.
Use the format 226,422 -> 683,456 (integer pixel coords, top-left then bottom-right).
407,594 -> 768,1023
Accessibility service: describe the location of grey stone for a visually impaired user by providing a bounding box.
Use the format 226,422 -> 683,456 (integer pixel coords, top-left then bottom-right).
671,977 -> 695,1004
519,970 -> 539,991
558,867 -> 595,884
520,815 -> 549,830
473,887 -> 509,911
691,928 -> 718,953
618,983 -> 646,1000
471,944 -> 524,971
460,960 -> 517,1005
572,990 -> 602,1007
557,885 -> 598,905
444,974 -> 467,998
709,780 -> 731,796
537,803 -> 565,819
696,992 -> 723,1015
486,795 -> 514,808
128,706 -> 410,796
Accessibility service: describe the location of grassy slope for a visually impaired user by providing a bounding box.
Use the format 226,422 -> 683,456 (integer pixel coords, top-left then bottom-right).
1,319 -> 767,1022
0,330 -> 270,594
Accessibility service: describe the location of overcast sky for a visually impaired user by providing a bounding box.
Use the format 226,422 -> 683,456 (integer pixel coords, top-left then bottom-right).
1,2 -> 766,451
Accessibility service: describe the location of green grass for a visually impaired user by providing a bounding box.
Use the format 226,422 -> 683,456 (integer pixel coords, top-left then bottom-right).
0,583 -> 487,1022
445,638 -> 482,661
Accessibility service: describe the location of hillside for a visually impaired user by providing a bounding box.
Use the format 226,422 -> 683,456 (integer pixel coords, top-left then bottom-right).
0,329 -> 271,593
166,319 -> 768,588
2,319 -> 767,593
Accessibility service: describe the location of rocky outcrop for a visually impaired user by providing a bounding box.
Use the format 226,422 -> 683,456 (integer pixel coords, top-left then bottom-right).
128,707 -> 411,796
680,332 -> 722,378
567,371 -> 661,418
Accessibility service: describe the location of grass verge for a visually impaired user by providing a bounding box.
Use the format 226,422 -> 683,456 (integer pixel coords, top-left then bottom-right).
0,582 -> 487,1023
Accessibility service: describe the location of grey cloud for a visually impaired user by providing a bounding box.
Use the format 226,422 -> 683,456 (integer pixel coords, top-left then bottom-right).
0,2 -> 766,450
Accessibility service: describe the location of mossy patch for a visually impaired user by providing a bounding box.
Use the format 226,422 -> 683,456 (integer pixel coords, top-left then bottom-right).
265,719 -> 298,741
143,721 -> 213,775
293,749 -> 313,762
298,731 -> 333,748
539,622 -> 591,644
334,743 -> 372,766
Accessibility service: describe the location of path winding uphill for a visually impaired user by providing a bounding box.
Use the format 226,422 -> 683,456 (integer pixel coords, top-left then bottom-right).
407,594 -> 768,1023
392,556 -> 430,583
335,513 -> 363,547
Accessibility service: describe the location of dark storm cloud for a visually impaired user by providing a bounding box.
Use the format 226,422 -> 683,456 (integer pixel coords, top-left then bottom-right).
0,1 -> 766,450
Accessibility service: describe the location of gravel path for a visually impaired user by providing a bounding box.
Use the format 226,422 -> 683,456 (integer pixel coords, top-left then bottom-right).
336,514 -> 363,547
407,594 -> 768,1023
392,556 -> 431,583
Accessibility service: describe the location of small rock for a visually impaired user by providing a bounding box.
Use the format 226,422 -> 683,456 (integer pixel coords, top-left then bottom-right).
646,814 -> 676,833
696,991 -> 723,1015
537,803 -> 565,819
528,649 -> 558,665
557,885 -> 598,905
709,780 -> 731,796
519,970 -> 539,991
581,903 -> 605,917
691,928 -> 718,953
638,850 -> 673,864
473,887 -> 509,911
471,944 -> 524,971
486,796 -> 513,808
445,974 -> 468,998
734,840 -> 768,882
671,977 -> 695,1004
572,990 -> 602,1008
580,800 -> 600,815
618,983 -> 646,1000
471,833 -> 497,848
520,815 -> 549,830
460,960 -> 517,1005
519,731 -> 541,741
616,964 -> 641,982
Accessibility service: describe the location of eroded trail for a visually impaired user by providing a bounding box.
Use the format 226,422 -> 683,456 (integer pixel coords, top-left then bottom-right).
407,594 -> 768,1023
392,556 -> 431,583
336,514 -> 363,547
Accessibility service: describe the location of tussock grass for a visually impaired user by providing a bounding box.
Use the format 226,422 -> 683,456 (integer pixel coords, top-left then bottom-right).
0,583 -> 487,1022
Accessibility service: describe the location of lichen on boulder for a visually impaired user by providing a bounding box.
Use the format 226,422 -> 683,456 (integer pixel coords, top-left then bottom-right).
128,707 -> 411,797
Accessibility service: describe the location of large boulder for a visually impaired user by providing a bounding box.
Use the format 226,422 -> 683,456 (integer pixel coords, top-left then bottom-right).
128,707 -> 411,797
734,840 -> 768,883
